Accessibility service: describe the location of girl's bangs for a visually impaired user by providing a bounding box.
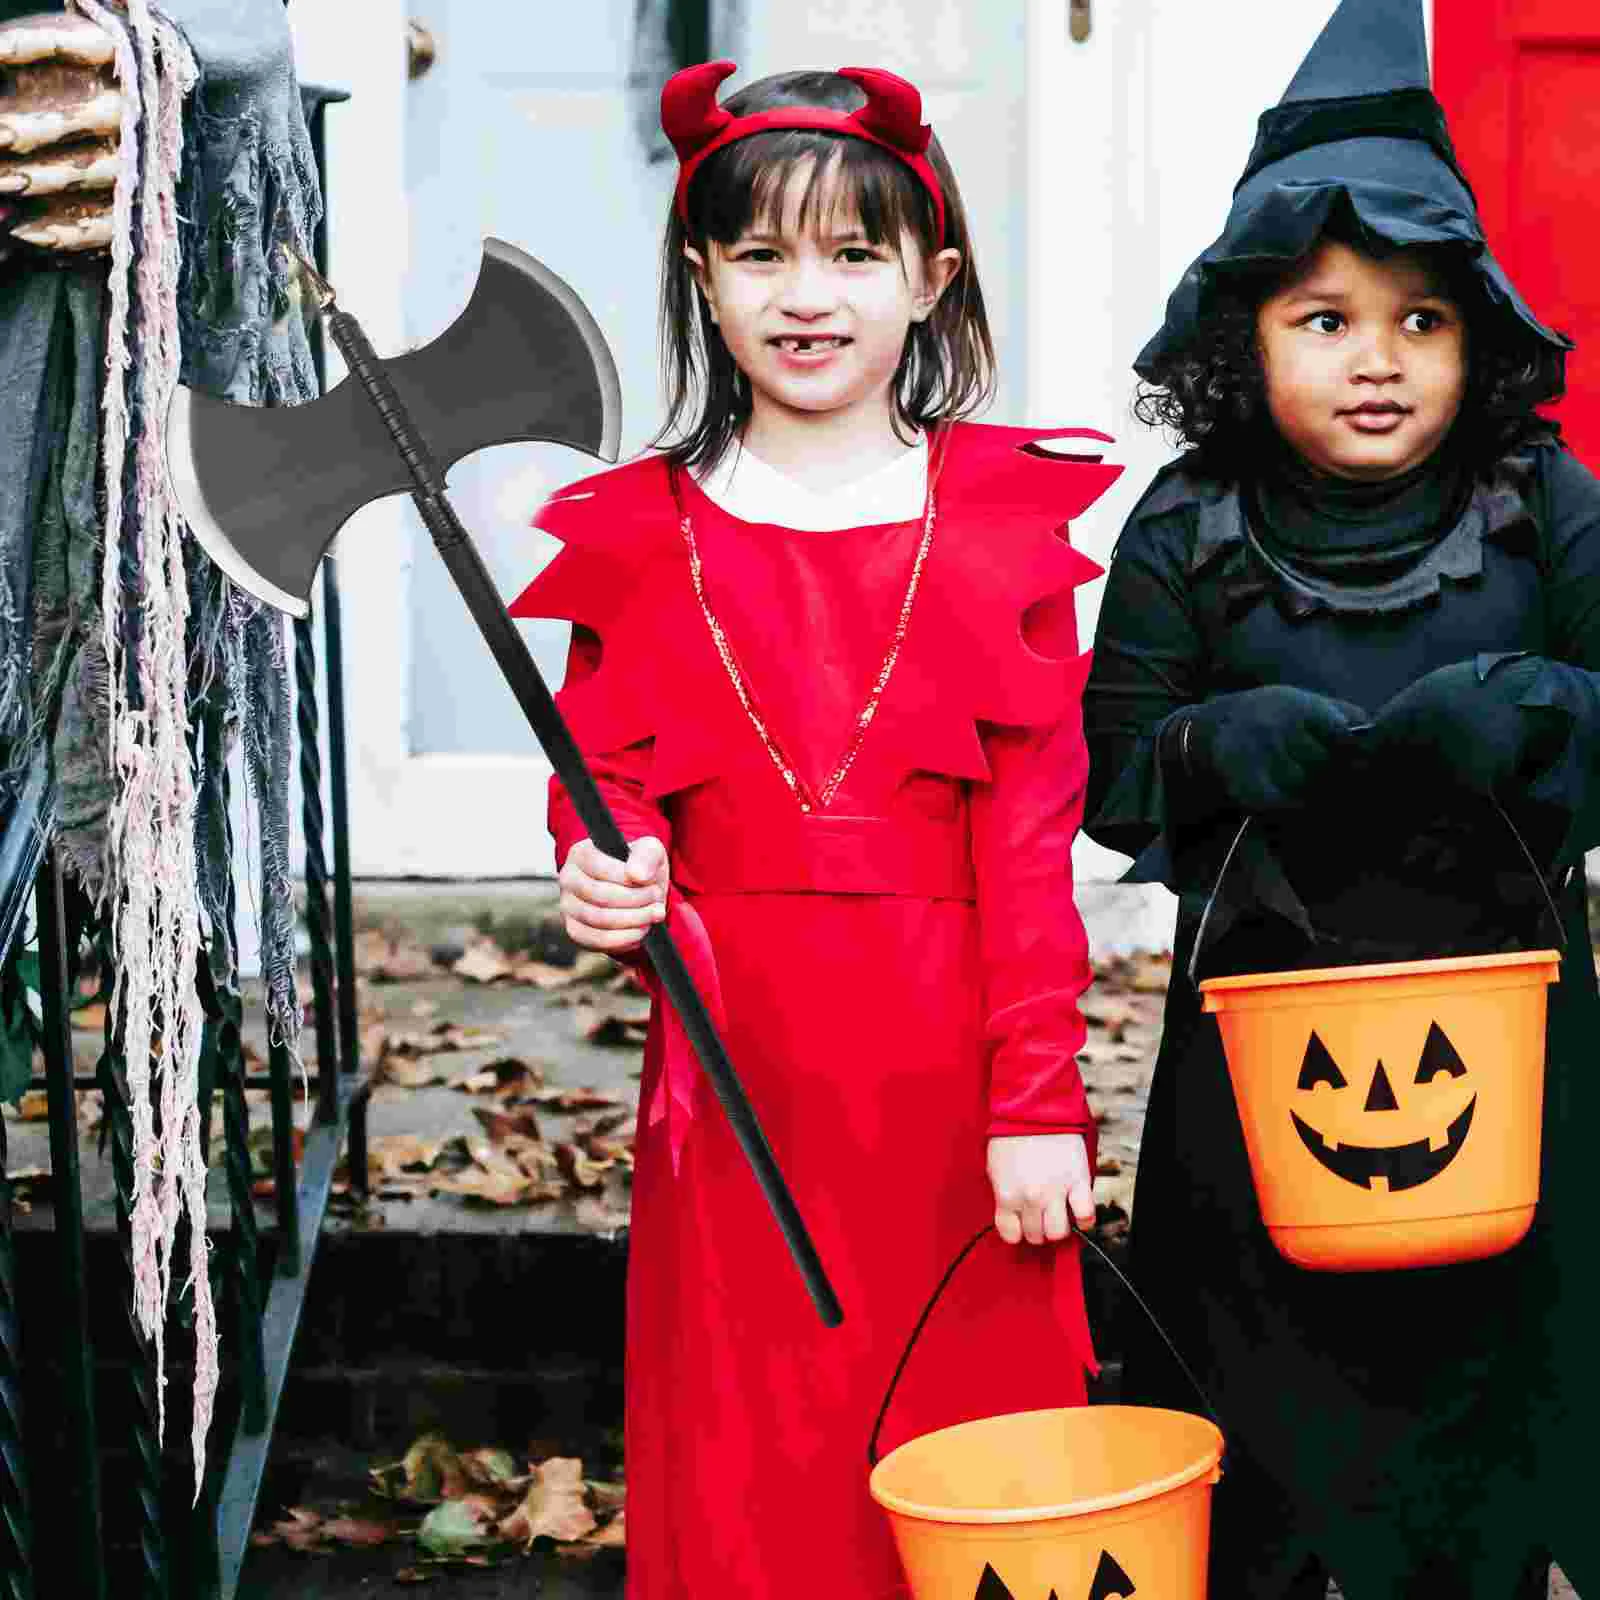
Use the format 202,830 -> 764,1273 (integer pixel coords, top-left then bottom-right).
690,132 -> 936,249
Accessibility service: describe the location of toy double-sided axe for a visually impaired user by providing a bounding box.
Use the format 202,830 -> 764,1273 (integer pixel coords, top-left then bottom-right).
166,238 -> 842,1327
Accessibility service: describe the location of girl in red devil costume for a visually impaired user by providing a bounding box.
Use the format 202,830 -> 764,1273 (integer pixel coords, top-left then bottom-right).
508,62 -> 1122,1597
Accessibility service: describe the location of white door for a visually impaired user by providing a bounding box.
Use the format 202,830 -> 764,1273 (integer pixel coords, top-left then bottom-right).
287,2 -> 1042,878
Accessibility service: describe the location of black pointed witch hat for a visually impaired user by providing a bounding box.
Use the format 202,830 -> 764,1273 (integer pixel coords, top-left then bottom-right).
1135,0 -> 1569,380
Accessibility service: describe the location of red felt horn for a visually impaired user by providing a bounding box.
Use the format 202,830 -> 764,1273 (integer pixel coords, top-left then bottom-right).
661,59 -> 738,161
838,67 -> 932,156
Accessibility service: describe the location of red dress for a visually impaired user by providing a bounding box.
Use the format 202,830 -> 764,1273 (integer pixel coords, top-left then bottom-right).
509,421 -> 1122,1598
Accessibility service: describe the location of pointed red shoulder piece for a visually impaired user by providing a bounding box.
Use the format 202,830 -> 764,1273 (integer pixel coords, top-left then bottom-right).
507,455 -> 745,799
857,422 -> 1120,790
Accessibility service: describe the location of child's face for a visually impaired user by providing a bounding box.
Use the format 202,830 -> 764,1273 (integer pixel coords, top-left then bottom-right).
686,161 -> 960,438
1255,240 -> 1467,480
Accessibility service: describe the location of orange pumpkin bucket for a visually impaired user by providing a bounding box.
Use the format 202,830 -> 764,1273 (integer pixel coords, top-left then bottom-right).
870,1406 -> 1223,1600
868,1230 -> 1224,1599
1202,948 -> 1561,1271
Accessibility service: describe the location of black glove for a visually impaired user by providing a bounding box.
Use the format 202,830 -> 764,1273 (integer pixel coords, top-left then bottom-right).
1368,655 -> 1567,798
1164,685 -> 1369,815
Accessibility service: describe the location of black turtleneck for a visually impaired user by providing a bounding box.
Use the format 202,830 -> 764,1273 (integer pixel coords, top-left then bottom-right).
1244,434 -> 1473,587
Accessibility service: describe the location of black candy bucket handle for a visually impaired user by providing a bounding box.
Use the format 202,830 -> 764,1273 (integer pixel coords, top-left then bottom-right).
866,1224 -> 1220,1469
1187,799 -> 1569,988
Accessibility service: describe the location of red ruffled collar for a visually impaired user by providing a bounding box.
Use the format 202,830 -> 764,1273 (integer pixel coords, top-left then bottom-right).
508,421 -> 1122,799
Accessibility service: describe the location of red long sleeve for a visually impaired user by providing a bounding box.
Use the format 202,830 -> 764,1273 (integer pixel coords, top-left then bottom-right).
546,625 -> 672,869
970,706 -> 1095,1138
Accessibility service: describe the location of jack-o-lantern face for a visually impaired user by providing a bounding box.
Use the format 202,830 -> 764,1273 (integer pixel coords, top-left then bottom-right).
1290,1022 -> 1475,1192
974,1550 -> 1135,1600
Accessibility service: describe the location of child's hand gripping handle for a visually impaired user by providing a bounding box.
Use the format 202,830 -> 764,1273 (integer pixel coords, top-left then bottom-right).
866,1221 -> 1221,1468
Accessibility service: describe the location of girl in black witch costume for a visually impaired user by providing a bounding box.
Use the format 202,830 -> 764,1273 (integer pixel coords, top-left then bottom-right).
1083,2 -> 1600,1597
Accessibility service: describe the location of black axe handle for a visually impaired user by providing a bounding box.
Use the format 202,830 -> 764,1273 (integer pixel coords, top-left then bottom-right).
320,302 -> 844,1329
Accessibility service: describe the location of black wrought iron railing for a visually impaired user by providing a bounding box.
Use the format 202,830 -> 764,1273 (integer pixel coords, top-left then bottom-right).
0,81 -> 366,1600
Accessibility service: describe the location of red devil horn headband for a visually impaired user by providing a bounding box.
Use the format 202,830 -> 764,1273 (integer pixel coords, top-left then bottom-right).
661,61 -> 947,244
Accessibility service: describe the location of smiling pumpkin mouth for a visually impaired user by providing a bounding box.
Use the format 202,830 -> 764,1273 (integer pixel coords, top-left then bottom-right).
1291,1097 -> 1476,1192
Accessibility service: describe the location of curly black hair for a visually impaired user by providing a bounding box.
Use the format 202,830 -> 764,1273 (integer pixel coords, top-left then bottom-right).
1134,238 -> 1567,482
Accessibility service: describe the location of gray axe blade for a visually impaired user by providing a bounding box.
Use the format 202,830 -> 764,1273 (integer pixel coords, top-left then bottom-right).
167,238 -> 621,616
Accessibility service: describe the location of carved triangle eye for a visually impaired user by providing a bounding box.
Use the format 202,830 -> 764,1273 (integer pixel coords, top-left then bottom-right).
1089,1548 -> 1137,1600
1297,1030 -> 1347,1091
975,1565 -> 1015,1600
1415,1021 -> 1468,1084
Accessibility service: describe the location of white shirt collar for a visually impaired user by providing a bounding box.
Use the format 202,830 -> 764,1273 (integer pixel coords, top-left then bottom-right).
693,435 -> 928,531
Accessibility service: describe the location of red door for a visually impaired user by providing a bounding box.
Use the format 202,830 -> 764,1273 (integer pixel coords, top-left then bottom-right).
1437,0 -> 1600,464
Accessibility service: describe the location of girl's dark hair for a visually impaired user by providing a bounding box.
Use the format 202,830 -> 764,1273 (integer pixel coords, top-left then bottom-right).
1134,218 -> 1567,482
655,69 -> 995,471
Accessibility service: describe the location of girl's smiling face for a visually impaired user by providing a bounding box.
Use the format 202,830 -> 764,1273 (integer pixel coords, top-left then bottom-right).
1256,239 -> 1468,480
686,158 -> 959,441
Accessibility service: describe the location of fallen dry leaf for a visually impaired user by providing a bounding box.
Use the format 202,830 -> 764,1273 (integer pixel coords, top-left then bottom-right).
511,959 -> 584,989
366,1135 -> 444,1184
472,1104 -> 543,1146
379,1056 -> 449,1090
355,930 -> 437,983
571,996 -> 650,1048
500,1458 -> 596,1550
584,1511 -> 626,1549
454,942 -> 513,985
417,1497 -> 498,1558
14,1091 -> 48,1122
554,1143 -> 610,1191
528,1085 -> 625,1113
371,1433 -> 469,1504
451,1056 -> 547,1099
428,1167 -> 543,1207
256,1506 -> 324,1552
319,1515 -> 396,1548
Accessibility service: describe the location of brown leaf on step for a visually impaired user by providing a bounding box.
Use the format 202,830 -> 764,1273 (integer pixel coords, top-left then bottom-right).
554,1143 -> 610,1190
320,1515 -> 396,1548
356,930 -> 437,983
460,1448 -> 518,1489
572,995 -> 651,1048
471,1104 -> 543,1145
584,1510 -> 626,1549
395,1569 -> 435,1585
1095,1156 -> 1123,1176
259,1506 -> 324,1552
387,1021 -> 504,1059
505,1137 -> 560,1183
379,1056 -> 447,1090
512,959 -> 583,989
1080,993 -> 1135,1039
570,950 -> 620,986
500,1457 -> 596,1550
454,942 -> 513,985
370,1433 -> 469,1504
451,1057 -> 547,1098
366,1135 -> 444,1182
529,1084 -> 625,1112
428,1166 -> 539,1207
15,1091 -> 49,1121
581,1135 -> 632,1165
